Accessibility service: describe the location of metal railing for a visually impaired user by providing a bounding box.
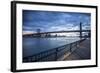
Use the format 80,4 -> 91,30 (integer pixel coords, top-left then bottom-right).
23,39 -> 86,62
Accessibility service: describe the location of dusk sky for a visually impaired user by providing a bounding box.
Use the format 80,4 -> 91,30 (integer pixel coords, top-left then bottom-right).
23,10 -> 91,35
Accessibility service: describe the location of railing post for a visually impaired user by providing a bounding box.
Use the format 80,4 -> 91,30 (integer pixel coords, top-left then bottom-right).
70,43 -> 72,52
76,41 -> 78,49
55,48 -> 58,61
35,55 -> 37,62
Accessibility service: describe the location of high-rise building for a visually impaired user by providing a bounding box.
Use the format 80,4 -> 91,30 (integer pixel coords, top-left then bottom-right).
37,29 -> 41,33
36,29 -> 41,37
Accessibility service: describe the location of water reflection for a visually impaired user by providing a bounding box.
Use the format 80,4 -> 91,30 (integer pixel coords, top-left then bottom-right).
23,37 -> 80,57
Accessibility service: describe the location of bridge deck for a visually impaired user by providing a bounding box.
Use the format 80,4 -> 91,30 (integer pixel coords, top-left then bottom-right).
23,30 -> 90,36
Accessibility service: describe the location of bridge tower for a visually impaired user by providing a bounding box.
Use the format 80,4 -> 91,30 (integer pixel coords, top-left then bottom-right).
79,22 -> 82,38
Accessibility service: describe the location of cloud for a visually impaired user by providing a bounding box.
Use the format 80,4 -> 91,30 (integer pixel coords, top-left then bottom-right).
50,26 -> 67,31
23,31 -> 36,35
66,23 -> 74,27
23,26 -> 33,30
23,10 -> 91,33
82,26 -> 90,30
60,13 -> 72,18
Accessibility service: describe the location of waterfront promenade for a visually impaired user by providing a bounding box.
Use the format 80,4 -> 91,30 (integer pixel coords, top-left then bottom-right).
58,38 -> 91,60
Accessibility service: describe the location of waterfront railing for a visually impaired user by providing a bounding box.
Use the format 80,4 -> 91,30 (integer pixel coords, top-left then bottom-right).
23,39 -> 86,62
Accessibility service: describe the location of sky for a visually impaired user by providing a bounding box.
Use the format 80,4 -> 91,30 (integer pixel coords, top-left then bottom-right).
23,10 -> 91,35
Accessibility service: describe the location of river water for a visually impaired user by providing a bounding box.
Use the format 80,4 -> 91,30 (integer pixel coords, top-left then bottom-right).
23,37 -> 80,58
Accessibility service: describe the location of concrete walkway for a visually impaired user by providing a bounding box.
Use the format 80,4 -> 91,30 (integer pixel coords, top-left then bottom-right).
63,38 -> 91,60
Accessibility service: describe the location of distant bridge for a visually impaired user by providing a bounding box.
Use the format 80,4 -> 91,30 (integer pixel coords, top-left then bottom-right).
23,23 -> 91,38
23,30 -> 90,38
27,30 -> 90,35
23,30 -> 90,35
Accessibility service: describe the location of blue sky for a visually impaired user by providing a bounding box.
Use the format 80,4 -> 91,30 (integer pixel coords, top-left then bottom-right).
23,10 -> 91,35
